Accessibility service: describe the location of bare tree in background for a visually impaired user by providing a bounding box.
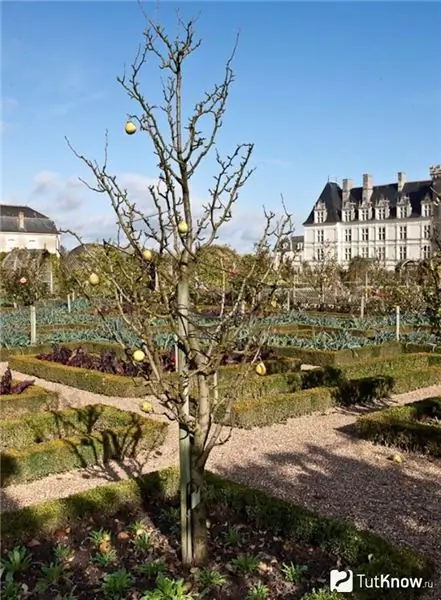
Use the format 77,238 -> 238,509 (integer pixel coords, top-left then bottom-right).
64,14 -> 292,566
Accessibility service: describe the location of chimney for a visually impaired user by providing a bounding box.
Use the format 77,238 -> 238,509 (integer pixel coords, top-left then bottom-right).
342,178 -> 353,203
18,211 -> 25,230
362,173 -> 373,203
397,171 -> 406,192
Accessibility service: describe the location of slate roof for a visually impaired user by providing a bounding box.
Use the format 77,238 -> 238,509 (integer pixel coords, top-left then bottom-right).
303,179 -> 433,226
278,235 -> 304,252
0,204 -> 58,234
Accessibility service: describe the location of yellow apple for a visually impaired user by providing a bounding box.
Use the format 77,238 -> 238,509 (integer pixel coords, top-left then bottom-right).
255,361 -> 267,376
133,349 -> 145,362
391,454 -> 403,463
142,249 -> 153,261
270,300 -> 277,308
140,401 -> 153,413
125,121 -> 137,135
89,273 -> 100,286
177,221 -> 189,234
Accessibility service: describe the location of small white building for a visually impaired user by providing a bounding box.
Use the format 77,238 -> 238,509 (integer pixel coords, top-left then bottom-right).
0,204 -> 60,255
297,165 -> 441,270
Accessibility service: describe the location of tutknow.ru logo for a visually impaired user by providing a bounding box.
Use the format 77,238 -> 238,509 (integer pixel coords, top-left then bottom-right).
330,569 -> 433,593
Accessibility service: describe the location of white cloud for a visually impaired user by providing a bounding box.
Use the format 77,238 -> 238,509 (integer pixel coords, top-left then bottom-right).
33,171 -> 59,195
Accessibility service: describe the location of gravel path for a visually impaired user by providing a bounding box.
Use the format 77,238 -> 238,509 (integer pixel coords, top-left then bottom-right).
1,364 -> 440,598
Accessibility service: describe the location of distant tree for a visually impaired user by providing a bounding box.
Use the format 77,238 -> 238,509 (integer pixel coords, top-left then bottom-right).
0,249 -> 50,306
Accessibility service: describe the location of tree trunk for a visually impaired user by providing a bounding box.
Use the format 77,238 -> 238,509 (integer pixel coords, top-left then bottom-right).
190,449 -> 208,565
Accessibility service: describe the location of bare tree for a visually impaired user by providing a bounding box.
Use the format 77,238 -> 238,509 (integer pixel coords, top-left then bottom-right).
64,14 -> 292,566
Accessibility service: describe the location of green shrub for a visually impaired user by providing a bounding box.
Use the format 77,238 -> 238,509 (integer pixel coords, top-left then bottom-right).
273,343 -> 402,367
218,387 -> 334,428
0,385 -> 59,420
0,418 -> 166,486
8,355 -> 146,396
356,397 -> 441,456
1,468 -> 433,599
0,404 -> 147,449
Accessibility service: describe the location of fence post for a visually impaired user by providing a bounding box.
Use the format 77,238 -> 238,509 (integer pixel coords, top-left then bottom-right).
30,304 -> 37,345
67,294 -> 72,314
360,295 -> 365,320
396,305 -> 400,341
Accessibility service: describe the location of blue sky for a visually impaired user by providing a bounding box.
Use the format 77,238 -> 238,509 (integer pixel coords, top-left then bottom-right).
2,1 -> 440,250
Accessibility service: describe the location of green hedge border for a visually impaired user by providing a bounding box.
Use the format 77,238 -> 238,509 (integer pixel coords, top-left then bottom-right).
0,385 -> 59,420
356,398 -> 441,456
272,342 -> 403,366
8,355 -> 147,397
1,413 -> 167,486
0,467 -> 434,599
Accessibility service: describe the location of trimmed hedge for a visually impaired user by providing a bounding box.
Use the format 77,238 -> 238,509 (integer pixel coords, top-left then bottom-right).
0,467 -> 434,600
356,397 -> 441,456
0,412 -> 166,487
0,404 -> 147,449
217,387 -> 334,428
0,340 -> 128,362
0,385 -> 59,420
273,342 -> 403,366
8,355 -> 147,397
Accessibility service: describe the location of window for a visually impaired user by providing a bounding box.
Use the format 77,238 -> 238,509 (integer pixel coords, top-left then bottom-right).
422,203 -> 433,218
422,245 -> 431,259
361,247 -> 369,258
398,205 -> 409,219
361,228 -> 369,241
424,225 -> 431,239
344,229 -> 352,242
378,226 -> 386,241
377,247 -> 386,261
316,248 -> 325,261
376,208 -> 386,220
315,210 -> 326,224
399,246 -> 407,260
316,230 -> 324,243
345,248 -> 352,261
27,239 -> 37,249
359,209 -> 369,221
399,226 -> 407,240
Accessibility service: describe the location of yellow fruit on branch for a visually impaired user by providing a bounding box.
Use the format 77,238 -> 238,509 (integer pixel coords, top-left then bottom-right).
142,249 -> 153,261
89,273 -> 100,286
124,121 -> 137,135
177,221 -> 189,234
133,349 -> 145,362
255,361 -> 266,376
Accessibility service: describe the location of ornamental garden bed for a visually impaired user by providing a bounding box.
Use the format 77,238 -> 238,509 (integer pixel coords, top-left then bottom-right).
0,384 -> 59,420
0,404 -> 167,486
356,397 -> 441,457
273,342 -> 403,367
215,354 -> 441,428
0,468 -> 433,600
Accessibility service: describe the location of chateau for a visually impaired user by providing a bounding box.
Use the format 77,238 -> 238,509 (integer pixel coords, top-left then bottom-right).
0,204 -> 60,254
278,165 -> 441,270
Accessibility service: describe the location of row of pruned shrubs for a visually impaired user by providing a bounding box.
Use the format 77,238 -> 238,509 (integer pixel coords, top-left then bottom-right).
356,397 -> 441,457
0,404 -> 167,486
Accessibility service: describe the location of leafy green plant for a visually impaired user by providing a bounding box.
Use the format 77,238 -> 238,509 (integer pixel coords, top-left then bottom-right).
0,546 -> 33,576
53,543 -> 75,564
140,574 -> 195,599
35,560 -> 71,593
101,569 -> 134,600
281,561 -> 308,583
87,528 -> 112,548
0,572 -> 23,599
246,583 -> 269,600
230,554 -> 260,575
300,587 -> 341,600
131,532 -> 152,552
197,567 -> 226,596
136,560 -> 167,578
93,549 -> 118,567
223,524 -> 241,547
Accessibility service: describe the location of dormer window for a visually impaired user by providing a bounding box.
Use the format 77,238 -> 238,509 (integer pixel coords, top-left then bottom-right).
314,200 -> 327,224
421,198 -> 433,218
375,196 -> 390,220
342,202 -> 355,222
397,194 -> 411,219
359,208 -> 370,221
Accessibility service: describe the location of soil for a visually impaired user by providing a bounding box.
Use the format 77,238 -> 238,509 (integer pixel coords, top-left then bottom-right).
0,498 -> 335,600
